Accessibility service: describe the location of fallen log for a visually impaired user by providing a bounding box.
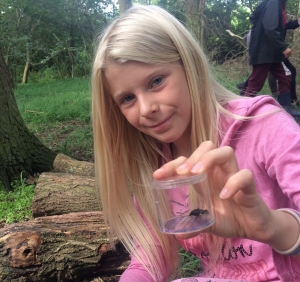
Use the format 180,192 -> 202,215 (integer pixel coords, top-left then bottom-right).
0,212 -> 130,282
32,172 -> 100,217
53,153 -> 95,177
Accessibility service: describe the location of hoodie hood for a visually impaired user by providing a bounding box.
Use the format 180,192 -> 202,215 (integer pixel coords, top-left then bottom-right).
219,96 -> 280,147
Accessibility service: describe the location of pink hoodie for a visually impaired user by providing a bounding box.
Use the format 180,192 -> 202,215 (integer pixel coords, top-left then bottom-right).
120,96 -> 300,282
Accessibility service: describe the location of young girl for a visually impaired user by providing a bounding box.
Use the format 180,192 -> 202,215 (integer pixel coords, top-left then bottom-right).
91,5 -> 300,282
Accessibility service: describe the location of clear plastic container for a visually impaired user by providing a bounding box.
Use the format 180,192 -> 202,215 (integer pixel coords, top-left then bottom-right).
151,173 -> 214,235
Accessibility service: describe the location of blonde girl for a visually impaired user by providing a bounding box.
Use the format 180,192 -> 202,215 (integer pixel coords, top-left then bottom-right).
92,5 -> 300,282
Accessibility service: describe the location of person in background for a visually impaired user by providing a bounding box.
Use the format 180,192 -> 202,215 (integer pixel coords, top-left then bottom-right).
238,17 -> 300,109
268,17 -> 300,106
92,5 -> 300,282
243,0 -> 300,117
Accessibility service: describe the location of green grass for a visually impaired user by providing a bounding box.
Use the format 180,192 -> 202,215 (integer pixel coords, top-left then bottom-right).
14,77 -> 91,124
179,248 -> 202,277
0,174 -> 35,224
14,78 -> 94,162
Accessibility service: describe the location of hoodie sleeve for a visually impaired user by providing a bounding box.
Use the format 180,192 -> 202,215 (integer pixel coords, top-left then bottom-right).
285,19 -> 300,31
263,0 -> 288,52
120,255 -> 155,282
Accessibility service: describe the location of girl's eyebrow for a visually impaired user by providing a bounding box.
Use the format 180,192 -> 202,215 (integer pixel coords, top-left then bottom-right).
113,91 -> 131,101
112,67 -> 166,100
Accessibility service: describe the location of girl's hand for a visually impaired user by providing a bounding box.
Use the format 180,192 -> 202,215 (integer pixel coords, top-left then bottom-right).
153,141 -> 274,243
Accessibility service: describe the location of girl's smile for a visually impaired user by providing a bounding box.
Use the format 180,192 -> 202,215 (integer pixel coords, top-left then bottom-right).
104,61 -> 192,147
148,113 -> 173,132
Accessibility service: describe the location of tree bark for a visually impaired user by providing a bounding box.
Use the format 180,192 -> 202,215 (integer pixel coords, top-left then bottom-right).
0,43 -> 57,191
118,0 -> 132,14
185,0 -> 206,45
0,212 -> 130,282
32,172 -> 100,217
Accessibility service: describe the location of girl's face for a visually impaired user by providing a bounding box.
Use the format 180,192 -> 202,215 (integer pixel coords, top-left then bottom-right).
104,61 -> 192,146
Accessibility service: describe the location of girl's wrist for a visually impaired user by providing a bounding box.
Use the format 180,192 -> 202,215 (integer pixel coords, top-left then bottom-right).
268,209 -> 300,255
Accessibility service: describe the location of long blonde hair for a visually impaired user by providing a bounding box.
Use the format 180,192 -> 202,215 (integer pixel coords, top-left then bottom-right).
92,5 -> 242,280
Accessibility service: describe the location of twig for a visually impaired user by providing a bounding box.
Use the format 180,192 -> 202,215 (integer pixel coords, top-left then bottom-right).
226,29 -> 244,40
25,110 -> 44,114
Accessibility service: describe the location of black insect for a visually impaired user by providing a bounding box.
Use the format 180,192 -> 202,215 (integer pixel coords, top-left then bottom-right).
189,208 -> 209,216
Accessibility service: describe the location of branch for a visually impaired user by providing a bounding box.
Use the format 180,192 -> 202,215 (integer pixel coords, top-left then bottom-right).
226,29 -> 244,40
226,29 -> 247,48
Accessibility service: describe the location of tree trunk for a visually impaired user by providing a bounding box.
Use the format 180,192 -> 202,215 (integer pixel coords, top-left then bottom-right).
118,0 -> 132,14
22,44 -> 30,84
0,43 -> 57,191
32,172 -> 100,217
0,212 -> 130,282
185,0 -> 205,44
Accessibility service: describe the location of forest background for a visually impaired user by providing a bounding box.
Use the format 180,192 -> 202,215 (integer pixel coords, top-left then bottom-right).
1,0 -> 300,85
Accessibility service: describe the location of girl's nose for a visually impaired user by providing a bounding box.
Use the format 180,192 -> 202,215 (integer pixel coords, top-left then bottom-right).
139,95 -> 159,117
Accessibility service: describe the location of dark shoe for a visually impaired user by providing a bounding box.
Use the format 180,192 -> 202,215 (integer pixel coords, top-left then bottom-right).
277,92 -> 300,118
286,107 -> 300,118
236,81 -> 247,96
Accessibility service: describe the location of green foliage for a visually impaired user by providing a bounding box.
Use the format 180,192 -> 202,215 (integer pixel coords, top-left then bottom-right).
29,67 -> 58,82
0,0 -> 117,84
180,248 -> 202,278
0,174 -> 34,224
2,0 -> 300,83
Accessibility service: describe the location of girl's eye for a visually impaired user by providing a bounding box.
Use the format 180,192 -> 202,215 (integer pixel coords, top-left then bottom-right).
121,94 -> 135,104
151,76 -> 164,87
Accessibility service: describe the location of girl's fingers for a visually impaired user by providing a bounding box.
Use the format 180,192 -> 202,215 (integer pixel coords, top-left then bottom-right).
175,141 -> 216,175
154,141 -> 216,179
220,169 -> 255,200
192,146 -> 239,175
153,156 -> 187,179
154,143 -> 242,185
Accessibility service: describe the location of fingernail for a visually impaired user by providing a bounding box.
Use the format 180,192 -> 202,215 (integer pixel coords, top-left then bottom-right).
176,163 -> 187,171
219,188 -> 228,199
191,162 -> 202,173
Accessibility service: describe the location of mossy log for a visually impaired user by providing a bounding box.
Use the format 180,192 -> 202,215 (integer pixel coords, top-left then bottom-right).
0,212 -> 130,282
32,172 -> 100,217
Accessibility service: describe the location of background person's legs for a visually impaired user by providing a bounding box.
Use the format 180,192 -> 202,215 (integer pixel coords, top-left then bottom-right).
237,78 -> 249,96
244,64 -> 270,97
283,58 -> 298,104
269,62 -> 291,94
270,62 -> 300,117
267,72 -> 278,95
